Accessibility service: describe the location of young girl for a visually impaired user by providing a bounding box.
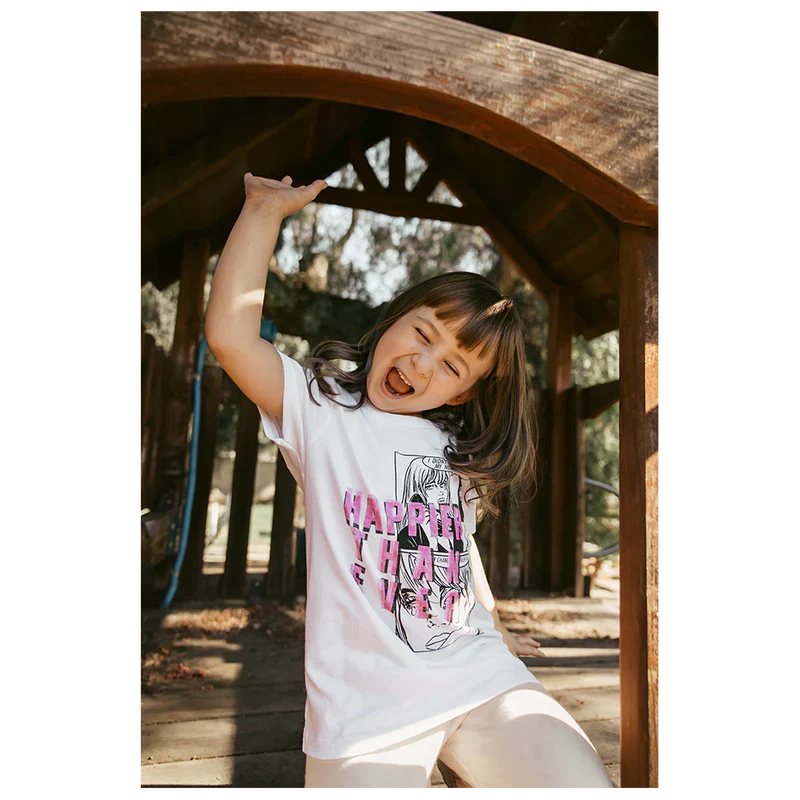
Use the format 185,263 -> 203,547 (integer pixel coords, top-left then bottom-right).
205,174 -> 616,789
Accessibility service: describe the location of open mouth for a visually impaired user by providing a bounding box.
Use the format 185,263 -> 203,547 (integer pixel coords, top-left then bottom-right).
383,366 -> 415,397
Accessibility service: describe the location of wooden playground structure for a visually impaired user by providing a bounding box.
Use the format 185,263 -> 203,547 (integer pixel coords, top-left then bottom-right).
141,11 -> 657,788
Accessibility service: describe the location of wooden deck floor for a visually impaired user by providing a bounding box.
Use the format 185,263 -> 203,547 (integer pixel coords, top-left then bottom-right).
142,591 -> 620,787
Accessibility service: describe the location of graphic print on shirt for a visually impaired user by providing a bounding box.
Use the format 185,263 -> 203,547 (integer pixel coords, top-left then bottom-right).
343,453 -> 483,653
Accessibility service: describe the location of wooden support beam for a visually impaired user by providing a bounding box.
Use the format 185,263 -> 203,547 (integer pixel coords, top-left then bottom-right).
521,388 -> 551,590
402,118 -> 557,298
547,285 -> 574,393
547,285 -> 576,594
320,185 -> 483,226
561,386 -> 586,596
582,379 -> 620,420
346,136 -> 383,193
265,451 -> 299,599
487,487 -> 511,595
154,236 -> 209,513
618,225 -> 658,788
389,129 -> 406,192
221,394 -> 261,598
177,364 -> 222,601
141,331 -> 157,508
410,160 -> 445,201
141,334 -> 168,511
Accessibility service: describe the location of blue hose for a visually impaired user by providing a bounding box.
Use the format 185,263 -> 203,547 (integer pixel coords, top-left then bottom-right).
161,320 -> 278,609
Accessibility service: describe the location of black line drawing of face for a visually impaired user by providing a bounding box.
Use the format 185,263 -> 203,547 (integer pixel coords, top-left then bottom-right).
393,547 -> 481,652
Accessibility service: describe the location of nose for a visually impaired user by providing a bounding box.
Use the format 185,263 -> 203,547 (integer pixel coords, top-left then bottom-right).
412,352 -> 433,379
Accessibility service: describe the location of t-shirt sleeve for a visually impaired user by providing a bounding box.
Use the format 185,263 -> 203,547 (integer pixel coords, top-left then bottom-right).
257,348 -> 332,490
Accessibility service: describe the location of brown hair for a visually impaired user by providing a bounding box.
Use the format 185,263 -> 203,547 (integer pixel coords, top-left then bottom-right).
303,272 -> 539,520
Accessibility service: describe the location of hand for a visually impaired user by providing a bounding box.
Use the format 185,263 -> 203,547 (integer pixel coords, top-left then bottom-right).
500,626 -> 546,659
243,173 -> 328,218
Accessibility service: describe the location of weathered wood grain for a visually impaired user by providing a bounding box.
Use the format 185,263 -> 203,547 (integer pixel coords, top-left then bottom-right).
141,11 -> 657,225
618,225 -> 658,788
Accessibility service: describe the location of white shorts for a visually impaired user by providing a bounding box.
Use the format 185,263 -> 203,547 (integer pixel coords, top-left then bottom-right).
304,683 -> 616,788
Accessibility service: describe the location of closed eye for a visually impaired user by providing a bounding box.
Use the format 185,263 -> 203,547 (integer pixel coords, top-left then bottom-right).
416,327 -> 459,377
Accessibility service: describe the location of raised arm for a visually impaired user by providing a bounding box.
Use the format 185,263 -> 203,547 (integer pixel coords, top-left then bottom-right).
204,174 -> 327,418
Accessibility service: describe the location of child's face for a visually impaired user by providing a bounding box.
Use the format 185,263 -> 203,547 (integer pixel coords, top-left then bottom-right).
367,305 -> 493,416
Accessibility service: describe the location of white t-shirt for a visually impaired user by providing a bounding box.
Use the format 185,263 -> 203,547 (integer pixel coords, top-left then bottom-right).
258,349 -> 540,760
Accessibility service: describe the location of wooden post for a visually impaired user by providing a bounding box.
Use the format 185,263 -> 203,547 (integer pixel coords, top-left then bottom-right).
389,128 -> 406,193
487,487 -> 511,594
177,364 -> 222,601
522,388 -> 551,590
547,285 -> 575,594
619,225 -> 658,788
221,393 -> 261,598
154,235 -> 209,514
561,385 -> 586,596
136,333 -> 160,508
265,450 -> 299,599
142,339 -> 166,511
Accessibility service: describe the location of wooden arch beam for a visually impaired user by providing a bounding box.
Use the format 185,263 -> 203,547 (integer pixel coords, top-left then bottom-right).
141,11 -> 658,226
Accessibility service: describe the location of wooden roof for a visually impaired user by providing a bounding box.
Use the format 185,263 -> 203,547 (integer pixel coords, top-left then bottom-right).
142,11 -> 657,339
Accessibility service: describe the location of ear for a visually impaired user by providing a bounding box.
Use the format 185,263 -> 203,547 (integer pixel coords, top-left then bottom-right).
445,385 -> 476,407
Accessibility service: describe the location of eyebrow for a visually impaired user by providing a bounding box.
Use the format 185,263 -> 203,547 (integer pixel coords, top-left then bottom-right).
415,316 -> 471,377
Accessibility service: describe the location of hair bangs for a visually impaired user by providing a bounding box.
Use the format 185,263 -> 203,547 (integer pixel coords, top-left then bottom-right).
432,297 -> 517,377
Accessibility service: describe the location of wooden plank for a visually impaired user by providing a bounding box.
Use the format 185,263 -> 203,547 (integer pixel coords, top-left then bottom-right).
142,99 -> 319,216
177,364 -> 222,601
521,388 -> 551,590
409,160 -> 445,201
141,332 -> 157,507
141,11 -> 658,225
319,185 -> 484,226
141,710 -> 304,765
346,136 -> 383,192
142,346 -> 167,511
487,487 -> 511,594
582,380 -> 620,420
561,386 -> 585,596
547,286 -> 574,593
154,236 -> 209,511
142,682 -> 306,725
546,286 -> 574,393
221,395 -> 261,598
388,128 -> 406,192
266,451 -> 299,598
618,224 -> 658,788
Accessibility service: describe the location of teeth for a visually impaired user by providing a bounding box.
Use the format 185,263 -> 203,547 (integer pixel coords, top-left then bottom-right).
396,368 -> 413,388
